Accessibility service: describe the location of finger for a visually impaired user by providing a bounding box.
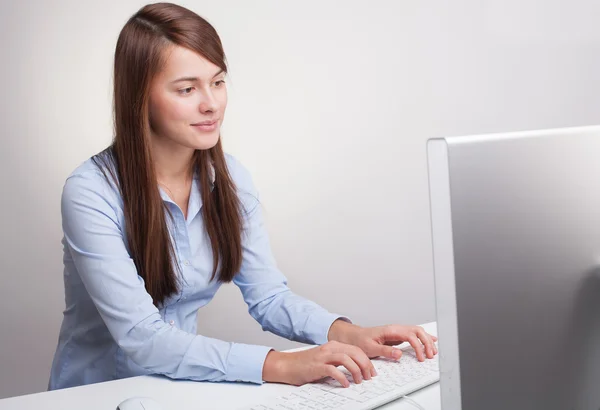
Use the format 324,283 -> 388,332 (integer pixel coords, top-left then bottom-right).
371,344 -> 403,361
424,331 -> 438,356
329,353 -> 363,384
327,342 -> 374,380
341,344 -> 376,380
407,335 -> 425,362
378,324 -> 412,344
324,364 -> 350,388
416,328 -> 435,359
382,340 -> 405,346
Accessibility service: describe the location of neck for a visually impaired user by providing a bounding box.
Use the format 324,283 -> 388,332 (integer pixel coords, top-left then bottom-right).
151,133 -> 195,184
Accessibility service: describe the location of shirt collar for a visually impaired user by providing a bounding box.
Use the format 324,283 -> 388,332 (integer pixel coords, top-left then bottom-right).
159,163 -> 215,217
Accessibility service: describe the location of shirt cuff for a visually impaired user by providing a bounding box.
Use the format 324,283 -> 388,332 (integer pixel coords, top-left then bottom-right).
306,312 -> 352,345
227,343 -> 274,384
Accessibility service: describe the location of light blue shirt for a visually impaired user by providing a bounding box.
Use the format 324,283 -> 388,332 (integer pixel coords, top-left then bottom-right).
48,152 -> 347,390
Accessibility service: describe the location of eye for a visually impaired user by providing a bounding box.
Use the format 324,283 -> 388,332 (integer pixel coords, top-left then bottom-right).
214,80 -> 226,87
178,87 -> 194,95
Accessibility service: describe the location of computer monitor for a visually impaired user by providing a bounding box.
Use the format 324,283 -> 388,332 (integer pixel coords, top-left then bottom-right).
427,125 -> 600,410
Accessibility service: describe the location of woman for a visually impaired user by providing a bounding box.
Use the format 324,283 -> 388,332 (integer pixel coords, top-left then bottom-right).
48,2 -> 437,391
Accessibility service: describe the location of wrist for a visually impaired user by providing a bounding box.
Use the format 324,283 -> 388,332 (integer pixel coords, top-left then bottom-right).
262,350 -> 287,383
327,319 -> 361,344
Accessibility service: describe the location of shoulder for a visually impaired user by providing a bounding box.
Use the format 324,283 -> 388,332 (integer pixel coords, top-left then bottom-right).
62,150 -> 123,214
224,152 -> 256,193
223,152 -> 260,211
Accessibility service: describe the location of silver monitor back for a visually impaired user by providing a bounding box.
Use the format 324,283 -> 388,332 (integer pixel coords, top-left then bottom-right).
427,125 -> 600,410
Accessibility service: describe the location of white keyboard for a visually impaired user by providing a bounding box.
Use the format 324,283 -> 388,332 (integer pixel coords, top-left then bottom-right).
241,345 -> 439,410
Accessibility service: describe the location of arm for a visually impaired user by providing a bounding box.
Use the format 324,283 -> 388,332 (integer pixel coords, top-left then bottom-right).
62,172 -> 272,384
230,160 -> 350,345
228,160 -> 438,368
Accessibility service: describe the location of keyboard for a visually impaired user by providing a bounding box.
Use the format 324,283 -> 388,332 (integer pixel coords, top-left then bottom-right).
240,344 -> 439,410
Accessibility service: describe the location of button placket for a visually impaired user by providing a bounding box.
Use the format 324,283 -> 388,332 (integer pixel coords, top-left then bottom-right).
173,216 -> 192,288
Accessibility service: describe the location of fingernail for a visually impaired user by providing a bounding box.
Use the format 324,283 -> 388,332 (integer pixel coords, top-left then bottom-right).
392,348 -> 402,359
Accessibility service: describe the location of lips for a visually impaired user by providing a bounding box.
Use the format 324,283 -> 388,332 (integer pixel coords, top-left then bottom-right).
192,120 -> 217,126
191,120 -> 218,132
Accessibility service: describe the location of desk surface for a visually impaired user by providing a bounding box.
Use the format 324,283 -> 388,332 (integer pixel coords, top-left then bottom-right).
0,323 -> 441,410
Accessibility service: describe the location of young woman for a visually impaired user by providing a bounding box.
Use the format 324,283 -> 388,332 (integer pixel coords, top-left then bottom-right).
48,2 -> 437,391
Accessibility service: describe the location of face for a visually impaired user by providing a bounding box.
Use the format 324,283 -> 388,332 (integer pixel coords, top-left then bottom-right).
148,45 -> 227,151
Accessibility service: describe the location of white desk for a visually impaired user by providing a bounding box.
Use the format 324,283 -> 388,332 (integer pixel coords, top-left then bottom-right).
0,323 -> 441,410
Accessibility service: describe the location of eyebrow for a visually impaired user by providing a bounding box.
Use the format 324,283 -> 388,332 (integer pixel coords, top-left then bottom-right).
170,69 -> 225,84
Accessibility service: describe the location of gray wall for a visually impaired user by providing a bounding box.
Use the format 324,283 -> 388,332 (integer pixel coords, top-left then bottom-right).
1,0 -> 599,399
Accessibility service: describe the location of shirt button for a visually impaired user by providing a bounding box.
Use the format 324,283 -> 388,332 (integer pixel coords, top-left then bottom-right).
169,320 -> 175,326
183,260 -> 190,266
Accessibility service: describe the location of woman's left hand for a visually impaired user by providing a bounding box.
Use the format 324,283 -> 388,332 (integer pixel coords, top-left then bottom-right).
328,320 -> 438,362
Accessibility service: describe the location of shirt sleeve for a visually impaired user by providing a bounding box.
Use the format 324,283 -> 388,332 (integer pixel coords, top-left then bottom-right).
230,159 -> 351,346
61,171 -> 272,384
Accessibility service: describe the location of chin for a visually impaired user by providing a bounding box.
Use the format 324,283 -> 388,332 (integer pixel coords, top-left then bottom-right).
190,131 -> 220,150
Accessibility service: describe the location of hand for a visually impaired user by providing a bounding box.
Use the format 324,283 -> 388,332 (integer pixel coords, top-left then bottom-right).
328,321 -> 438,362
262,341 -> 376,388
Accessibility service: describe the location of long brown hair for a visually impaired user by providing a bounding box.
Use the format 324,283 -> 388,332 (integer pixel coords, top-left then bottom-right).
92,3 -> 243,306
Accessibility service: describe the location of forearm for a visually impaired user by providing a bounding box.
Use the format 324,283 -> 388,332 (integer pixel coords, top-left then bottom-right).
249,288 -> 349,345
117,316 -> 273,383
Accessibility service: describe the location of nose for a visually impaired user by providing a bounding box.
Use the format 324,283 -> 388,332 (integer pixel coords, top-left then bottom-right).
198,88 -> 218,113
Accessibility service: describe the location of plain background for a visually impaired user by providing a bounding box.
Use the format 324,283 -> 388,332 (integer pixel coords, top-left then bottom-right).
1,0 -> 600,400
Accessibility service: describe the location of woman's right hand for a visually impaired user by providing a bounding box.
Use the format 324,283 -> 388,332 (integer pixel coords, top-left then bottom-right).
262,341 -> 376,387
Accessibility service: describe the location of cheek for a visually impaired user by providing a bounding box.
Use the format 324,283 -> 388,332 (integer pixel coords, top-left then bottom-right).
162,97 -> 196,124
149,96 -> 185,131
220,91 -> 228,110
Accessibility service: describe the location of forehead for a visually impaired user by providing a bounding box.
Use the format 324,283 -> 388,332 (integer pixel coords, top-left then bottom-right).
157,45 -> 221,81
